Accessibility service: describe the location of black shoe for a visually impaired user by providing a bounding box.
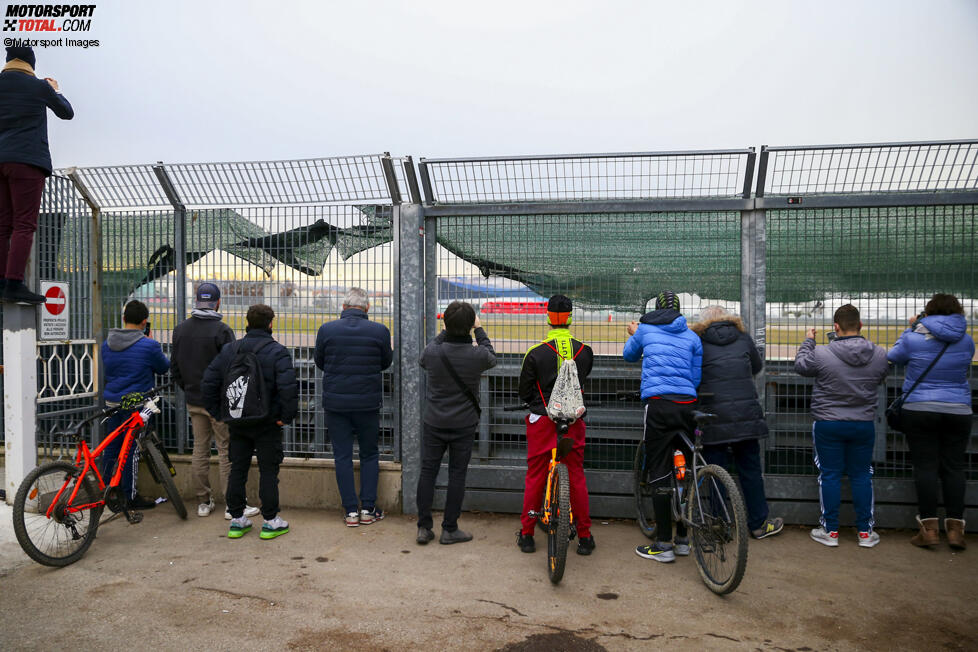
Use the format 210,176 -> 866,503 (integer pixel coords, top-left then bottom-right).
416,527 -> 434,545
128,494 -> 157,510
3,280 -> 45,305
517,532 -> 535,553
440,528 -> 473,545
576,536 -> 596,556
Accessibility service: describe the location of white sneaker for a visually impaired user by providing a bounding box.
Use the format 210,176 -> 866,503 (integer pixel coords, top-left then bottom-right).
810,527 -> 839,547
858,530 -> 880,548
197,499 -> 216,517
345,511 -> 360,527
225,505 -> 261,520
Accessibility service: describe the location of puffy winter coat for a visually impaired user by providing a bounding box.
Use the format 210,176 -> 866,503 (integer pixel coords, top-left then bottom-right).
623,308 -> 702,399
691,317 -> 768,445
887,314 -> 975,406
314,308 -> 394,412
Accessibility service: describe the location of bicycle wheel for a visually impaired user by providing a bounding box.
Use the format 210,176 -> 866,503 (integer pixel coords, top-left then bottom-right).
546,463 -> 571,584
687,463 -> 748,595
143,439 -> 187,520
633,441 -> 657,539
12,461 -> 105,567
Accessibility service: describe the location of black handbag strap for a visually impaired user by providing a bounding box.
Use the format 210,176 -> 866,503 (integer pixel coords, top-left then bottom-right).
438,344 -> 481,416
901,340 -> 951,400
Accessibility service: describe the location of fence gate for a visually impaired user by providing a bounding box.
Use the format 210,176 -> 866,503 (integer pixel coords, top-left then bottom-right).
410,150 -> 757,516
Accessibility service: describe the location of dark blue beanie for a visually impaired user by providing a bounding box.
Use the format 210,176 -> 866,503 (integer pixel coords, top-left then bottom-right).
6,46 -> 36,69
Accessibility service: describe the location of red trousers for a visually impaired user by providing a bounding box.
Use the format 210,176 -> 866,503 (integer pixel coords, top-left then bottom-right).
520,415 -> 591,538
0,162 -> 46,281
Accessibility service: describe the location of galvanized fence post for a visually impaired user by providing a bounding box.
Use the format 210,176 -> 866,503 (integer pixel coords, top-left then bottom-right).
152,163 -> 189,454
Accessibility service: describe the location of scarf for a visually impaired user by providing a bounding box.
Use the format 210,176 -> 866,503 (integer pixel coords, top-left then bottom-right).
2,59 -> 35,76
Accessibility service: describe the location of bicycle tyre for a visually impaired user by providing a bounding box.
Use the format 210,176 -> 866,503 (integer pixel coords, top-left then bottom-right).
12,461 -> 105,567
144,440 -> 187,520
547,463 -> 571,585
633,441 -> 657,539
687,463 -> 748,595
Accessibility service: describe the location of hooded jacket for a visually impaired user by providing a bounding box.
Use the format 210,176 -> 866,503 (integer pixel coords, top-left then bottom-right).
314,308 -> 394,412
200,327 -> 298,430
623,309 -> 702,400
519,328 -> 594,416
420,327 -> 497,429
171,311 -> 235,406
100,329 -> 171,403
691,317 -> 768,445
887,314 -> 974,407
794,335 -> 889,421
0,65 -> 74,175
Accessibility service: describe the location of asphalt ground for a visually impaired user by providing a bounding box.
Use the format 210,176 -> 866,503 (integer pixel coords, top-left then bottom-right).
1,504 -> 976,651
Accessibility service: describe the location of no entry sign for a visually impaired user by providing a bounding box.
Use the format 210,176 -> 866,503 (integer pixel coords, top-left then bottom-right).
39,281 -> 69,340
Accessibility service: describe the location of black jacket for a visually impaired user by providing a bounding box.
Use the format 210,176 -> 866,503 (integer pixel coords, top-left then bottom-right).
518,329 -> 594,416
171,314 -> 235,406
314,308 -> 394,412
200,328 -> 299,432
0,68 -> 74,174
692,318 -> 768,445
420,328 -> 497,429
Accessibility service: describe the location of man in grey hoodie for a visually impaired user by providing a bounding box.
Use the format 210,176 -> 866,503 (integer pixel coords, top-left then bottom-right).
794,304 -> 889,548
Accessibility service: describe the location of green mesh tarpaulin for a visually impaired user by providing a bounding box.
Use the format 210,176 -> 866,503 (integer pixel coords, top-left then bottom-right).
435,212 -> 743,311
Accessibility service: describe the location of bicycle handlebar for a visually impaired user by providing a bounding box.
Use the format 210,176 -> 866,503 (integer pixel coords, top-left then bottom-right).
56,384 -> 174,440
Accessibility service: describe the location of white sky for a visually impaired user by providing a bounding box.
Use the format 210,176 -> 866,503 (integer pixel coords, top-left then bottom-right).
29,0 -> 978,168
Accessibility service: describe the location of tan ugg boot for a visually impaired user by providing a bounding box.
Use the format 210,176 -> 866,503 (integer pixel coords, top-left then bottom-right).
945,518 -> 966,550
910,516 -> 940,548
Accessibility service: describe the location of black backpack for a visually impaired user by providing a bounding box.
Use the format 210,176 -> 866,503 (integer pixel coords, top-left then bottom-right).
219,339 -> 275,424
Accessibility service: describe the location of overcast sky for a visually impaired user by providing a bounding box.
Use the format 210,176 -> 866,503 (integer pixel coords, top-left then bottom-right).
29,0 -> 978,168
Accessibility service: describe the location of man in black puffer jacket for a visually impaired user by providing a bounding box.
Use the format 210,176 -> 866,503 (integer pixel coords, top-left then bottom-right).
314,287 -> 394,527
201,304 -> 298,540
691,306 -> 783,540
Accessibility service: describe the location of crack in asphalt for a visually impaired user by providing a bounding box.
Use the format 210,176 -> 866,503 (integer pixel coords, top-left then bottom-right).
194,586 -> 278,605
476,600 -> 528,617
452,605 -> 664,642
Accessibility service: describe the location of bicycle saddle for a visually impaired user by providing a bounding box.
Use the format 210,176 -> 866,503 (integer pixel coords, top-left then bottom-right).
691,410 -> 719,424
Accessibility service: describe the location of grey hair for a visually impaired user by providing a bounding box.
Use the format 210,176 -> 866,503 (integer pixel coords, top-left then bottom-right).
343,287 -> 369,310
699,305 -> 733,323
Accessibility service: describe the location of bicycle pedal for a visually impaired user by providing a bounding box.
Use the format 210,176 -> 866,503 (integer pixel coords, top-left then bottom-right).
527,510 -> 541,519
123,509 -> 144,524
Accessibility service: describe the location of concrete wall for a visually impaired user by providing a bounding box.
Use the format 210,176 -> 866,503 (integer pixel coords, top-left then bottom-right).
135,455 -> 403,514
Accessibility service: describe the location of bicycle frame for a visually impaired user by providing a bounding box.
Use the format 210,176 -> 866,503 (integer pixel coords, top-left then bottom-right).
44,410 -> 147,517
538,440 -> 574,532
670,427 -> 712,528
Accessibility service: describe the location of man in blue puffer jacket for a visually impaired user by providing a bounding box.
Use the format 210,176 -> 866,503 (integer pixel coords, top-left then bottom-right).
99,300 -> 170,516
314,287 -> 394,526
624,291 -> 702,563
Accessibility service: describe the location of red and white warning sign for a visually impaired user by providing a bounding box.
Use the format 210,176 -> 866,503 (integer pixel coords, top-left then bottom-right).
39,281 -> 69,340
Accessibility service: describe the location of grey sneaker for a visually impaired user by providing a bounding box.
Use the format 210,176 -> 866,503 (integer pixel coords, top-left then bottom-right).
810,527 -> 839,547
674,537 -> 691,556
635,542 -> 676,563
225,505 -> 260,520
197,499 -> 216,517
360,508 -> 384,525
228,516 -> 252,539
857,530 -> 880,548
345,511 -> 360,527
439,528 -> 473,545
752,517 -> 785,539
417,527 -> 435,545
260,515 -> 289,540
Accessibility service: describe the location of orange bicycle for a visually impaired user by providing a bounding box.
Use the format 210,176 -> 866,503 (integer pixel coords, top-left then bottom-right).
12,385 -> 186,567
507,404 -> 575,584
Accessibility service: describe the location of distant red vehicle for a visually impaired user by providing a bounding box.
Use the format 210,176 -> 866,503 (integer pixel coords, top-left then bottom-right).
480,301 -> 548,315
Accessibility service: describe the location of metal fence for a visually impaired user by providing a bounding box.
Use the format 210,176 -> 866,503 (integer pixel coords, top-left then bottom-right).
11,140 -> 978,528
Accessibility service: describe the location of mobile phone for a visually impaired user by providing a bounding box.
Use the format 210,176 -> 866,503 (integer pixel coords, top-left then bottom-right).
143,321 -> 151,337
825,331 -> 837,342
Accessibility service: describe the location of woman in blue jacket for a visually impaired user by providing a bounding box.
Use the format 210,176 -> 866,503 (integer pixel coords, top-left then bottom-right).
888,294 -> 975,550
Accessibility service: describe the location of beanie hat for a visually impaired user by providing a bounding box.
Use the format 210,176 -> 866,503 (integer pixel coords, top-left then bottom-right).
547,294 -> 573,326
6,46 -> 36,69
195,282 -> 221,309
655,290 -> 681,312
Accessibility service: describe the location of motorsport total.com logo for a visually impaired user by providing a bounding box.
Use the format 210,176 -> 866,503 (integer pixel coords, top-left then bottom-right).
4,4 -> 96,32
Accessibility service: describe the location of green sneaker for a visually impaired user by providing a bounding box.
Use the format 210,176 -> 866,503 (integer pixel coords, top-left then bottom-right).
260,515 -> 290,540
228,516 -> 252,539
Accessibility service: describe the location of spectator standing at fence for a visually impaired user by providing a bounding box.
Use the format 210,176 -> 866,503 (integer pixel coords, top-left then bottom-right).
201,304 -> 297,540
0,46 -> 73,305
416,302 -> 496,545
795,304 -> 888,548
100,300 -> 170,519
172,283 -> 259,520
626,291 -> 702,563
314,287 -> 394,527
691,306 -> 783,540
517,295 -> 595,556
887,294 -> 974,550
